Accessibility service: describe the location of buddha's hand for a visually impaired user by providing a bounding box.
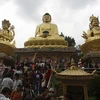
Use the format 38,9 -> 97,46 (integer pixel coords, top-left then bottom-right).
82,31 -> 88,39
41,34 -> 48,38
41,34 -> 51,38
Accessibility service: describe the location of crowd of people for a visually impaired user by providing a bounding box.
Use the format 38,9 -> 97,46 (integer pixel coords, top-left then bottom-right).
0,57 -> 67,100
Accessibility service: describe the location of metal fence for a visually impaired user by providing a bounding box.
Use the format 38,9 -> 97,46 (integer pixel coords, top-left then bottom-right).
81,67 -> 100,74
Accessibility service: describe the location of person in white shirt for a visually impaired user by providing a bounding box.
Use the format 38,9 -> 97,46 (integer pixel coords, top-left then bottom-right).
0,87 -> 11,100
1,73 -> 13,90
12,73 -> 22,91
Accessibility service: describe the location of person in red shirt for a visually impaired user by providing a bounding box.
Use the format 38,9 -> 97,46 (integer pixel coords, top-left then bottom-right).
44,66 -> 52,88
11,84 -> 23,100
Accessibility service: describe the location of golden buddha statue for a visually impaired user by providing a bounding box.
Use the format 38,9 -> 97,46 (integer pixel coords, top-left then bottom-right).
24,13 -> 68,48
0,19 -> 15,55
29,13 -> 63,39
81,15 -> 100,53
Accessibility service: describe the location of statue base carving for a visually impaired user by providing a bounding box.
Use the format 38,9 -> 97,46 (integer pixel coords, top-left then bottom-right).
81,38 -> 100,54
24,38 -> 68,48
0,41 -> 15,55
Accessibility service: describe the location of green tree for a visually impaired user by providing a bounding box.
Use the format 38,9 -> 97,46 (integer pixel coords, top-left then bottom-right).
65,36 -> 76,47
88,76 -> 100,100
59,32 -> 64,37
74,44 -> 84,63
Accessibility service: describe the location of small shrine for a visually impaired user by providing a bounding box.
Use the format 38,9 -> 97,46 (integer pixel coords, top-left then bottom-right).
81,15 -> 100,72
56,59 -> 94,100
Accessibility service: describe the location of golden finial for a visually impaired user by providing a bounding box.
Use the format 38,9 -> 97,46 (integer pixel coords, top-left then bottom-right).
70,58 -> 78,70
71,58 -> 76,66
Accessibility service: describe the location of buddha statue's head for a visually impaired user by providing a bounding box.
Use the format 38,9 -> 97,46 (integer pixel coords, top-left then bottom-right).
42,13 -> 51,23
90,15 -> 99,27
2,19 -> 10,30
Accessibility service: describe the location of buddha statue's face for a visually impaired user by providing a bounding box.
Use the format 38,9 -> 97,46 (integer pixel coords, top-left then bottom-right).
42,15 -> 51,23
1,20 -> 10,29
2,23 -> 9,29
91,18 -> 99,27
2,22 -> 10,29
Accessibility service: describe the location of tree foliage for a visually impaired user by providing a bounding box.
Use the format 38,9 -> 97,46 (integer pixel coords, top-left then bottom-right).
59,32 -> 84,63
74,45 -> 84,63
59,32 -> 64,37
65,36 -> 76,47
88,76 -> 100,100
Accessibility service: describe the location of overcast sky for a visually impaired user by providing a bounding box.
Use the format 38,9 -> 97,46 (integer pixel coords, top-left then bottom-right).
0,0 -> 99,48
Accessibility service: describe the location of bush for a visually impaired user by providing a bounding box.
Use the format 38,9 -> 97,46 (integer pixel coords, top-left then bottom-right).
88,75 -> 100,100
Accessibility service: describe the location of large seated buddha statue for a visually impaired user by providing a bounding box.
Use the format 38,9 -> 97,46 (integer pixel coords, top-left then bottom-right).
0,19 -> 15,55
24,13 -> 68,48
81,15 -> 100,53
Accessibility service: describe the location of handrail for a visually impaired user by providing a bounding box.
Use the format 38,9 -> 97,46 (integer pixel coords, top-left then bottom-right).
80,67 -> 100,74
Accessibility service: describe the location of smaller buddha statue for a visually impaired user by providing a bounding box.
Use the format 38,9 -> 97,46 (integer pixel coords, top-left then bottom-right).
82,15 -> 100,42
81,15 -> 100,53
0,19 -> 15,55
0,19 -> 15,43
